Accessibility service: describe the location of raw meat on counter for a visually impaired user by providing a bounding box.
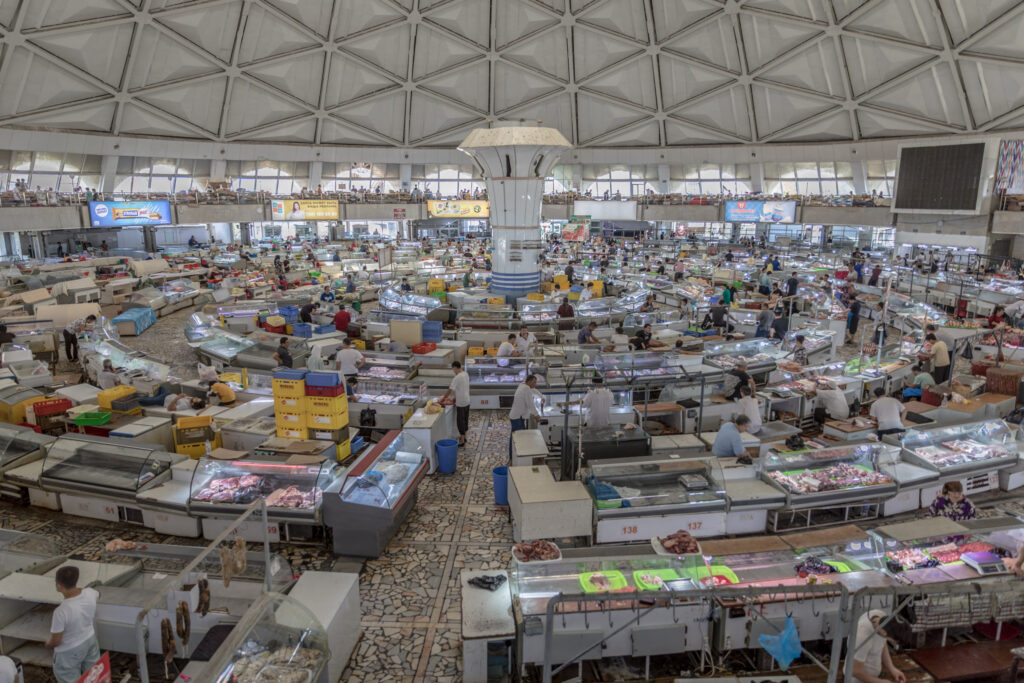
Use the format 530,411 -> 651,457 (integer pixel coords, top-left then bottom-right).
658,530 -> 700,554
768,464 -> 893,493
795,556 -> 836,576
886,548 -> 937,570
513,540 -> 560,562
193,474 -> 322,509
229,646 -> 323,683
104,538 -> 137,552
926,541 -> 996,564
360,366 -> 407,379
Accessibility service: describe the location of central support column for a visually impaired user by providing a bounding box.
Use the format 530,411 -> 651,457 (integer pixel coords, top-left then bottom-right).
459,124 -> 572,299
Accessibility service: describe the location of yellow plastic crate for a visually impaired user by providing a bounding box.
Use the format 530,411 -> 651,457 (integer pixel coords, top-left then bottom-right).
305,411 -> 349,430
468,346 -> 484,356
7,396 -> 46,424
486,347 -> 499,356
265,315 -> 286,327
285,324 -> 293,334
553,275 -> 569,289
487,297 -> 504,305
541,282 -> 554,293
276,426 -> 308,439
275,410 -> 305,427
428,278 -> 445,293
586,280 -> 604,297
336,439 -> 351,461
274,395 -> 306,412
568,292 -> 580,301
352,339 -> 366,350
175,434 -> 222,460
272,378 -> 306,398
218,372 -> 241,384
526,293 -> 545,301
111,407 -> 142,417
98,385 -> 136,410
310,427 -> 348,442
306,395 -> 348,413
177,415 -> 212,429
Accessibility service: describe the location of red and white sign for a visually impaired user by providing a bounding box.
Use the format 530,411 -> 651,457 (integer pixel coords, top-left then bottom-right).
77,652 -> 111,683
393,208 -> 406,219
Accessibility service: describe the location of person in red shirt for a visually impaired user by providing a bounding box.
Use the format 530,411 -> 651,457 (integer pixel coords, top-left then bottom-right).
988,305 -> 1007,328
333,304 -> 351,333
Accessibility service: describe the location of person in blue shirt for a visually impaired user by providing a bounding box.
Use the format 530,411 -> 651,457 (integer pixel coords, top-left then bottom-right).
711,415 -> 752,461
400,278 -> 412,293
578,321 -> 599,344
320,286 -> 335,304
771,256 -> 781,271
345,274 -> 356,293
345,375 -> 359,398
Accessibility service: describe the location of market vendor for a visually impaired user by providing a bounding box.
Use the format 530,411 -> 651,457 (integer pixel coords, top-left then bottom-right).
735,385 -> 761,435
273,337 -> 293,368
345,375 -> 358,398
870,387 -> 906,437
711,415 -> 752,461
205,380 -> 236,407
921,333 -> 951,384
784,333 -> 808,366
578,377 -> 612,428
497,334 -> 519,358
97,359 -> 120,390
927,481 -> 976,521
726,361 -> 756,400
988,305 -> 1007,328
336,337 -> 365,378
851,610 -> 906,683
815,381 -> 850,421
579,282 -> 595,303
902,363 -> 934,400
630,323 -> 664,350
320,286 -> 335,304
0,324 -> 14,345
299,301 -> 319,323
577,321 -> 599,345
516,326 -> 538,356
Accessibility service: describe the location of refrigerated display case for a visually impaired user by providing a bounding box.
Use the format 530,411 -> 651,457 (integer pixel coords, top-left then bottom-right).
188,457 -> 344,523
613,288 -> 653,314
200,592 -> 329,683
195,330 -> 257,367
159,279 -> 200,306
323,431 -> 429,557
357,352 -> 419,381
39,434 -> 182,501
533,387 -> 636,446
377,287 -> 442,320
519,302 -> 559,325
585,457 -> 727,542
459,302 -> 518,329
595,351 -> 688,384
760,442 -> 899,510
0,424 -> 55,476
348,379 -> 425,428
704,338 -> 782,373
127,287 -> 166,312
466,356 -> 546,388
896,419 -> 1021,480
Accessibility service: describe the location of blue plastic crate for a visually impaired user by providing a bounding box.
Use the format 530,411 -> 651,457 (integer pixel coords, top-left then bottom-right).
278,305 -> 300,323
422,321 -> 442,335
305,371 -> 341,387
292,323 -> 313,338
272,369 -> 307,380
350,435 -> 365,453
314,324 -> 335,334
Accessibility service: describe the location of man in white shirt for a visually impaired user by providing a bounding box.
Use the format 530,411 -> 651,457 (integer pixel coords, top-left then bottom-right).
816,382 -> 850,420
735,385 -> 762,434
46,565 -> 101,683
869,387 -> 906,436
579,282 -> 595,303
441,361 -> 471,446
564,377 -> 612,428
610,326 -> 631,351
497,334 -> 519,358
355,266 -> 370,281
336,338 -> 365,377
515,326 -> 537,356
508,374 -> 542,458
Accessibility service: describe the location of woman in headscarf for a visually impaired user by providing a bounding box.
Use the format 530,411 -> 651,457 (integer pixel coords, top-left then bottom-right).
305,344 -> 328,371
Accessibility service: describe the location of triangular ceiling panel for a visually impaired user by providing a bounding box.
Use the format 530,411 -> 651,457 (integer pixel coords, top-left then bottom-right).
577,1 -> 649,42
495,0 -> 560,49
503,27 -> 569,81
244,52 -> 325,106
16,100 -> 116,133
658,55 -> 733,108
339,24 -> 410,79
650,0 -> 722,42
235,116 -> 316,142
771,109 -> 854,141
865,62 -> 967,128
573,25 -> 644,80
673,85 -> 751,139
408,91 -> 482,142
333,0 -> 406,40
416,121 -> 485,147
992,109 -> 1024,131
224,79 -> 309,135
665,117 -> 737,145
738,12 -> 825,71
757,35 -> 845,97
321,117 -> 386,145
333,90 -> 407,141
119,102 -> 210,137
20,0 -> 130,30
576,92 -> 647,142
743,0 -> 831,22
958,11 -> 1024,61
0,2 -> 18,29
0,47 -> 107,117
128,26 -> 223,89
662,16 -> 742,73
138,76 -> 227,134
751,85 -> 836,136
412,24 -> 483,80
841,34 -> 934,97
938,0 -> 1022,45
263,0 -> 334,39
29,22 -> 133,88
591,119 -> 661,146
582,57 -> 658,110
502,93 -> 573,141
493,61 -> 561,112
323,53 -> 399,108
856,108 -> 951,137
960,58 -> 1024,125
154,0 -> 243,63
829,0 -> 871,21
237,3 -> 320,64
421,61 -> 490,112
846,0 -> 944,48
424,0 -> 492,49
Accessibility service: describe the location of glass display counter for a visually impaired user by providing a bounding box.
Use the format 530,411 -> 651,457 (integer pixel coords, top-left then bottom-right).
323,431 -> 429,557
188,457 -> 343,523
203,592 -> 329,683
760,442 -> 898,509
595,351 -> 684,382
128,287 -> 165,310
704,338 -> 781,372
0,529 -> 58,578
843,350 -> 912,379
520,302 -> 559,324
196,331 -> 257,366
466,356 -> 546,388
576,297 -> 621,323
459,302 -> 519,329
0,423 -> 55,475
378,287 -> 441,320
160,279 -> 199,305
897,419 -> 1021,477
184,312 -> 221,342
612,288 -> 652,314
357,352 -> 418,381
40,434 -> 181,500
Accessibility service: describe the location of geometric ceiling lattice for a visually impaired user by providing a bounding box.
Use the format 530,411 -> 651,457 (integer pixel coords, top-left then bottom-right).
0,0 -> 1021,147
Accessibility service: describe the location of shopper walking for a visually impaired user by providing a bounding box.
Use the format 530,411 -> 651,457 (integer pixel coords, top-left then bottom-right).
46,566 -> 101,683
846,294 -> 861,344
441,361 -> 471,447
508,374 -> 542,457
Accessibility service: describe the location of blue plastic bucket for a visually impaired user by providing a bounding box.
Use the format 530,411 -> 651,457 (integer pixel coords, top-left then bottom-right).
436,438 -> 459,474
492,466 -> 509,505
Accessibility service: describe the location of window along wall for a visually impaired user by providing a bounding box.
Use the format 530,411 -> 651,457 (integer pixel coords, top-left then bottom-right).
228,160 -> 310,195
2,151 -> 103,192
581,164 -> 658,197
411,164 -> 483,197
671,163 -> 752,195
866,160 -> 897,197
323,163 -> 400,193
764,161 -> 856,196
114,157 -> 211,195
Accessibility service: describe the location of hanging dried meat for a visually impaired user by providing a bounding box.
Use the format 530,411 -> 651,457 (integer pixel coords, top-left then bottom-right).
160,617 -> 176,663
175,601 -> 190,648
219,545 -> 233,588
232,536 -> 247,575
196,578 -> 210,616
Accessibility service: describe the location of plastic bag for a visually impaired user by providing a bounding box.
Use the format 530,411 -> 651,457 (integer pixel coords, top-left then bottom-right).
758,615 -> 801,669
197,363 -> 218,382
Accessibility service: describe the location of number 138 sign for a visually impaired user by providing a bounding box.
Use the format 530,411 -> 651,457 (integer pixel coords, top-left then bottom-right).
596,513 -> 726,543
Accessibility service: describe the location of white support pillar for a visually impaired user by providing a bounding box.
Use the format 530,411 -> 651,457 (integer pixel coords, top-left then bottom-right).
100,155 -> 118,195
399,163 -> 412,192
852,160 -> 868,195
459,124 -> 572,299
309,161 -> 323,190
749,163 -> 765,194
657,164 -> 670,194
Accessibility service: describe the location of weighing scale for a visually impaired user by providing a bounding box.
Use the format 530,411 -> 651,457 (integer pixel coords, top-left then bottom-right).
961,551 -> 1009,575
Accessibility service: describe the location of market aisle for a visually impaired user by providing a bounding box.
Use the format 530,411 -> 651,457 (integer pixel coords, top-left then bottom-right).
341,410 -> 513,683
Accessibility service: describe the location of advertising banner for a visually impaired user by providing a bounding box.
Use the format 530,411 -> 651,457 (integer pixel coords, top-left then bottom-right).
270,199 -> 340,220
561,214 -> 589,241
724,200 -> 796,224
89,201 -> 171,227
426,200 -> 489,218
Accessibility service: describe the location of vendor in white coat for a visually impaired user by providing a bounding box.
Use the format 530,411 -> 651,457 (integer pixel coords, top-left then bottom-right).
305,344 -> 328,371
851,610 -> 906,683
497,335 -> 519,358
560,377 -> 613,428
515,326 -> 538,356
735,385 -> 762,434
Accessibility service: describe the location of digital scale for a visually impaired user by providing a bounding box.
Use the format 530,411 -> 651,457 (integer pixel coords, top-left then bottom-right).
961,551 -> 1009,575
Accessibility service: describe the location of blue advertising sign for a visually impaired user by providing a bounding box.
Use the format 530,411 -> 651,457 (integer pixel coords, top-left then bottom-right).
89,201 -> 172,227
724,200 -> 796,224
